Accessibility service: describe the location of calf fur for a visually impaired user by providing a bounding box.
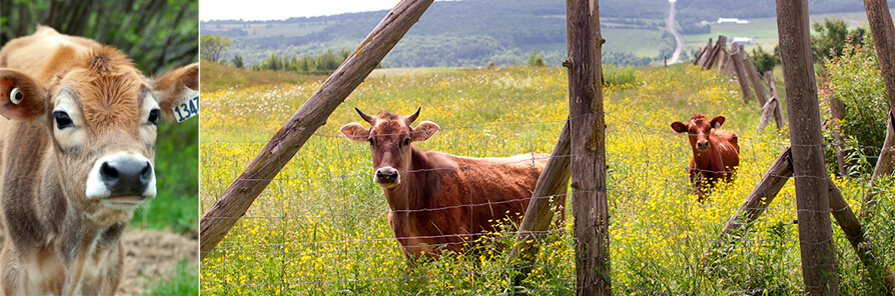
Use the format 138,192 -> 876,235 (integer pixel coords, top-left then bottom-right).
0,25 -> 197,295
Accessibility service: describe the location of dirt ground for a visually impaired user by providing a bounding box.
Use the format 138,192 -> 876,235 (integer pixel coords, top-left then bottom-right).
118,229 -> 199,295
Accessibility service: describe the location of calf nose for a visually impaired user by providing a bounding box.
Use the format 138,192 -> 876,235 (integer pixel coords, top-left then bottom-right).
697,141 -> 709,150
374,167 -> 400,184
101,158 -> 153,196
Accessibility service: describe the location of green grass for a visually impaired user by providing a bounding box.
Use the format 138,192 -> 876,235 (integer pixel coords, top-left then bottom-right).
682,9 -> 895,56
199,65 -> 894,295
145,259 -> 200,296
200,61 -> 328,93
603,27 -> 665,57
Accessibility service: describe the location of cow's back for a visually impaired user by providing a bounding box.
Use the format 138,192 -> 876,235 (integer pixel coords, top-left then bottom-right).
0,25 -> 98,73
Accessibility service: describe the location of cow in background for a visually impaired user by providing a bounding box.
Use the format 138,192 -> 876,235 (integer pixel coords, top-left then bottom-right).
671,114 -> 740,202
341,108 -> 563,258
0,25 -> 198,295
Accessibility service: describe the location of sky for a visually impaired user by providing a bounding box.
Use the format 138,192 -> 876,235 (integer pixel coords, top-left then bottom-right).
200,0 -> 403,21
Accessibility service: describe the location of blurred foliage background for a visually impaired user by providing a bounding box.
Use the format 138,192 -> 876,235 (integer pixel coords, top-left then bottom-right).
0,0 -> 198,75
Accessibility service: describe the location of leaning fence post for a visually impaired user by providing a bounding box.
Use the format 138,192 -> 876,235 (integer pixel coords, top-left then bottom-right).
506,121 -> 571,275
743,52 -> 768,107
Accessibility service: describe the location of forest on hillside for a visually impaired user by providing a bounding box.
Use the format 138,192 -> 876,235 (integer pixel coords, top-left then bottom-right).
201,0 -> 892,68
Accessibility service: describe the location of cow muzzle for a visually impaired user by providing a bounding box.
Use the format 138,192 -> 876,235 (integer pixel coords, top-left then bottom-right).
86,153 -> 157,210
374,167 -> 400,187
696,141 -> 709,152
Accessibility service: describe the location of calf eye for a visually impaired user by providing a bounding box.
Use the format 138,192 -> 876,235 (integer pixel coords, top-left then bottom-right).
368,138 -> 374,145
403,138 -> 410,146
148,108 -> 160,125
53,111 -> 74,129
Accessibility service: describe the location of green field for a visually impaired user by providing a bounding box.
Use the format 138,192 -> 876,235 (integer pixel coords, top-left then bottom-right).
683,9 -> 895,56
198,64 -> 894,294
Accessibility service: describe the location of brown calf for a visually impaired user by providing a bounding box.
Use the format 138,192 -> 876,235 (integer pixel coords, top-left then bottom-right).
671,114 -> 740,202
0,26 -> 197,295
341,108 -> 561,258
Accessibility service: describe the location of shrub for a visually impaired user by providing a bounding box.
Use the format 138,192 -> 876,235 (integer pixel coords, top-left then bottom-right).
526,49 -> 546,67
750,46 -> 778,74
822,28 -> 889,177
811,18 -> 864,63
602,64 -> 636,87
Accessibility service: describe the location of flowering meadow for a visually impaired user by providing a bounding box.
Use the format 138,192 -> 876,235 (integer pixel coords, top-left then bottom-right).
200,65 -> 894,294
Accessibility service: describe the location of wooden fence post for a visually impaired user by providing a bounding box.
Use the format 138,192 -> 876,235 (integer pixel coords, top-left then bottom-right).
692,46 -> 706,65
862,0 -> 895,220
764,70 -> 785,130
825,93 -> 848,176
755,97 -> 781,132
566,0 -> 610,294
730,44 -> 754,103
864,0 -> 895,112
704,36 -> 727,70
697,38 -> 713,66
198,0 -> 436,260
777,0 -> 839,293
862,111 -> 895,217
716,45 -> 728,72
744,52 -> 769,107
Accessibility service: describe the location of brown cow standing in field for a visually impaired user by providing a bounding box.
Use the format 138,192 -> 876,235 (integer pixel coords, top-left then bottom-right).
0,26 -> 198,295
670,114 -> 740,202
341,108 -> 560,258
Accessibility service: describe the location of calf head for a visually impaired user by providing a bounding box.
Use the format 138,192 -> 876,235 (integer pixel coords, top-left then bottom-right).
671,114 -> 725,154
340,108 -> 439,188
0,46 -> 198,226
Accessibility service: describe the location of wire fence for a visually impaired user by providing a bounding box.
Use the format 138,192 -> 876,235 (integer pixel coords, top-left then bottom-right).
200,102 -> 894,294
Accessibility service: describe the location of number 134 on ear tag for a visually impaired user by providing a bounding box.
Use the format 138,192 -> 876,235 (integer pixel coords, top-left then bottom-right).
173,88 -> 199,122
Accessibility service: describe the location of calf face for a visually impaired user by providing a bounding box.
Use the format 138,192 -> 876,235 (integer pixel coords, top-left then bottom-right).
671,114 -> 725,154
0,46 -> 198,226
340,108 -> 438,188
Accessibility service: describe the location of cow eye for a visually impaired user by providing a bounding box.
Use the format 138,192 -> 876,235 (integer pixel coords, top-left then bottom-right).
368,138 -> 374,145
148,108 -> 160,125
53,111 -> 74,129
403,138 -> 410,146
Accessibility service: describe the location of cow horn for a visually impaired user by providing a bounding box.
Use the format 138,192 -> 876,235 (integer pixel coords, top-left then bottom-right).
406,107 -> 421,124
355,107 -> 375,124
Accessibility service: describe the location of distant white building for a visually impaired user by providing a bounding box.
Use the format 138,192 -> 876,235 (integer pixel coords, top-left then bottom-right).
730,37 -> 755,45
717,18 -> 750,24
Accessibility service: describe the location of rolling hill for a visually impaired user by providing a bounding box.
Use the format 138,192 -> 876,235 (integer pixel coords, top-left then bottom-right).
201,0 -> 891,68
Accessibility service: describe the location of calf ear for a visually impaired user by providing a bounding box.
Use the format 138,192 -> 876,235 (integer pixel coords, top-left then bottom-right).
340,122 -> 370,142
0,69 -> 47,121
411,121 -> 439,142
670,121 -> 688,133
710,116 -> 726,128
153,63 -> 199,122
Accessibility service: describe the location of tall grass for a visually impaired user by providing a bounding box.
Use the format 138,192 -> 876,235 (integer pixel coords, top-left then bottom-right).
200,65 -> 893,295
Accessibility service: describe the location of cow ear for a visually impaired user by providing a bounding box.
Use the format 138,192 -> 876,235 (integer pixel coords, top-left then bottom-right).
412,121 -> 439,142
670,121 -> 688,133
710,116 -> 726,129
340,122 -> 370,142
0,69 -> 47,120
153,63 -> 199,122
